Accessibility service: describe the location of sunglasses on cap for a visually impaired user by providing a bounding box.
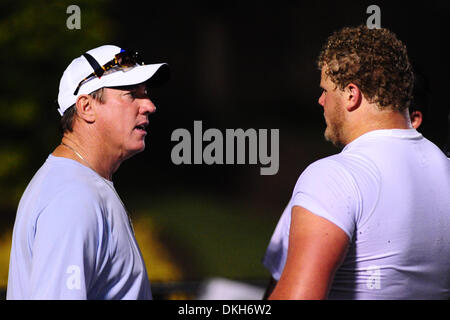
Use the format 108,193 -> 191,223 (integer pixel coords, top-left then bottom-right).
73,49 -> 144,95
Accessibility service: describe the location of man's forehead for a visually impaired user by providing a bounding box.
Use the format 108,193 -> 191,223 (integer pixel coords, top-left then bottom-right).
105,83 -> 147,93
320,68 -> 329,86
321,65 -> 331,77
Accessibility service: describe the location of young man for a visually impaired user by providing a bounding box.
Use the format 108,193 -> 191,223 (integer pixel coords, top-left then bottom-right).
264,26 -> 450,299
7,45 -> 170,299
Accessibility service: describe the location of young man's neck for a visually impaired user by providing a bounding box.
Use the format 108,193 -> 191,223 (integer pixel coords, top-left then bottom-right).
345,105 -> 413,146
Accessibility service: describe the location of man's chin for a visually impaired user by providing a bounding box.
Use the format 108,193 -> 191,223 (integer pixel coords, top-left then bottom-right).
124,143 -> 146,160
134,143 -> 146,155
324,128 -> 344,149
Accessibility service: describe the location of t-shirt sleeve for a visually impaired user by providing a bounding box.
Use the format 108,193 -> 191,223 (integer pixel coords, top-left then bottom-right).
263,200 -> 292,280
291,158 -> 360,240
29,188 -> 105,299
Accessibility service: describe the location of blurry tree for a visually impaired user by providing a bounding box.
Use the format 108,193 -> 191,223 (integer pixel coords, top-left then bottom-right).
0,0 -> 113,229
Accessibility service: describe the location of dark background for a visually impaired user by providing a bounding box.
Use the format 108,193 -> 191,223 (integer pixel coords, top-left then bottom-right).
0,0 -> 448,297
116,0 -> 449,206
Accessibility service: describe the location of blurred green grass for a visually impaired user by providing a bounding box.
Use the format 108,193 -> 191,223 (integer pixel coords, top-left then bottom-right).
133,193 -> 278,281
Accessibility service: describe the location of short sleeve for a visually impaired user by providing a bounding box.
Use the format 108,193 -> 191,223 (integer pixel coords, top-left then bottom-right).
291,158 -> 360,240
263,201 -> 292,280
29,187 -> 105,299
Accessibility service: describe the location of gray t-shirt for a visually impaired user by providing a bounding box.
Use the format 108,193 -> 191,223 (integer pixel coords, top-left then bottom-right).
264,129 -> 450,299
7,155 -> 152,299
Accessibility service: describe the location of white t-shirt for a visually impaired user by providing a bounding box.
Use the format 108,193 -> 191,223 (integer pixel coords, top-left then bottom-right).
263,129 -> 450,299
7,155 -> 152,299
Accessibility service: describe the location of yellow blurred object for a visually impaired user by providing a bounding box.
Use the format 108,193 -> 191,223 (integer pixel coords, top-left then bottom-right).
132,215 -> 182,282
0,231 -> 12,289
0,215 -> 181,294
168,292 -> 195,300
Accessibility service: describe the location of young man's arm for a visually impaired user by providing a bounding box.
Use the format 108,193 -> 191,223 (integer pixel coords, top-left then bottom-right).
269,205 -> 349,300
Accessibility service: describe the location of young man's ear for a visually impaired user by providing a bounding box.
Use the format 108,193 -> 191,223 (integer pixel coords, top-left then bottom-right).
410,110 -> 423,129
345,83 -> 362,111
75,95 -> 96,123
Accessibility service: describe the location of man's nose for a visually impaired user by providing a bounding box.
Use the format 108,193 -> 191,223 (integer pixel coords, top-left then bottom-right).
140,98 -> 157,114
318,92 -> 325,107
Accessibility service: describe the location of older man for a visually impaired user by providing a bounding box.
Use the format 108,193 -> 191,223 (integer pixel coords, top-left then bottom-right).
7,45 -> 169,299
264,26 -> 450,299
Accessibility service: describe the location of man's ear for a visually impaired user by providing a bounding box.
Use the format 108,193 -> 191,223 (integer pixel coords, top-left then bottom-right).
345,83 -> 362,112
410,110 -> 423,129
75,95 -> 96,123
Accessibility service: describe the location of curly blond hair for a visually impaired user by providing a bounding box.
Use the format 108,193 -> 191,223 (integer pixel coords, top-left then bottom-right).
318,25 -> 414,111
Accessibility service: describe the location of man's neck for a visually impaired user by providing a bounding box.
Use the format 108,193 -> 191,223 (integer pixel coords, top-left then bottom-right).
345,106 -> 413,146
52,133 -> 120,181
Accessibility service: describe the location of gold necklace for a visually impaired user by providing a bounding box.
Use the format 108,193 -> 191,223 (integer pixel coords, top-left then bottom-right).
61,142 -> 94,171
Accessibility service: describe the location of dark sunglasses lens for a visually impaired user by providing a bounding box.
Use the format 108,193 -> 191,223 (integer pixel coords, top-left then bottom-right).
131,52 -> 144,65
117,51 -> 143,66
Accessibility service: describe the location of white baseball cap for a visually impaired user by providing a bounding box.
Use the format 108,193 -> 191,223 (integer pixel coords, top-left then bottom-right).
57,45 -> 169,115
